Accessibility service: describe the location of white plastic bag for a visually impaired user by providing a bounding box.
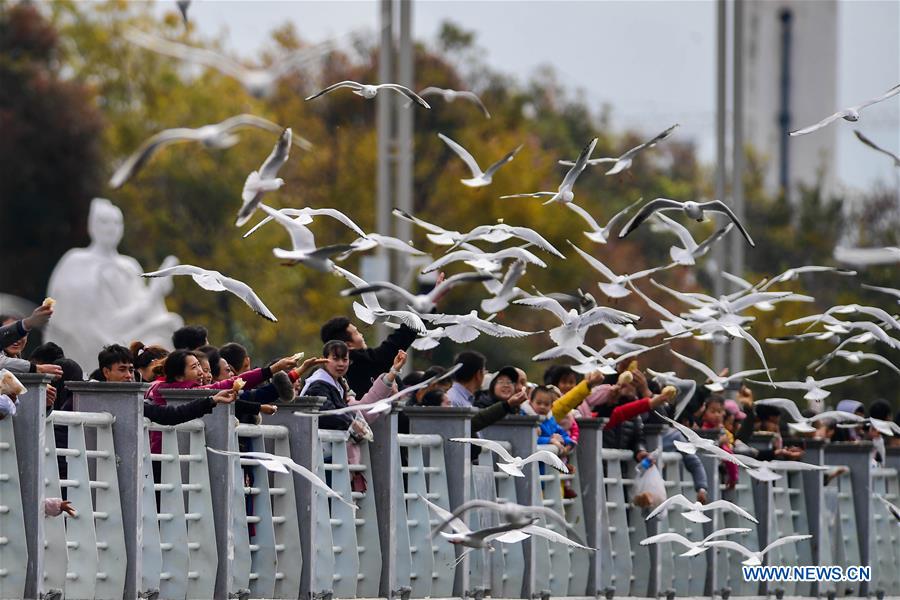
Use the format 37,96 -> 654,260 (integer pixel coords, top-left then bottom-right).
632,464 -> 667,509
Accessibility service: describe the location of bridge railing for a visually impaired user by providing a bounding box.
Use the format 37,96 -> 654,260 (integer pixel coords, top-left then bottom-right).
3,376 -> 900,599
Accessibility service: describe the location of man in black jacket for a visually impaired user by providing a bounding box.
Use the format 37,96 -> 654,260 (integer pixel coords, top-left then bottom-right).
320,316 -> 417,397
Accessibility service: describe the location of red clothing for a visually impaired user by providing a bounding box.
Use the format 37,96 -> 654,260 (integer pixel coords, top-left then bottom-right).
604,397 -> 651,430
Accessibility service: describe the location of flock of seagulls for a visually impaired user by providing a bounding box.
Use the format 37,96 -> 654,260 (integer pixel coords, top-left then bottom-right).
114,15 -> 900,571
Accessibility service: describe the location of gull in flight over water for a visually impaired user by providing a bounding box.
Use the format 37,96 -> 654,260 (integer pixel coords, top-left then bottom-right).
419,87 -> 491,118
237,128 -> 292,227
438,134 -> 522,187
109,114 -> 311,189
559,124 -> 678,175
142,265 -> 277,322
501,137 -> 597,205
619,197 -> 755,247
789,83 -> 900,136
306,80 -> 431,108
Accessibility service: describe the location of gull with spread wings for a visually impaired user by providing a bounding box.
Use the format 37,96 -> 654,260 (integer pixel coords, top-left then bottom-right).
618,197 -> 755,247
789,83 -> 900,136
559,124 -> 678,175
306,80 -> 430,108
438,133 -> 522,187
501,137 -> 597,205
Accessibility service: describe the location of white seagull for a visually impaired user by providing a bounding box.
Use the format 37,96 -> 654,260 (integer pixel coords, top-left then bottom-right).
392,208 -> 461,246
330,266 -> 426,333
109,114 -> 311,189
705,535 -> 812,566
243,206 -> 366,240
339,233 -> 425,260
640,528 -> 752,557
142,265 -> 277,322
669,350 -> 770,393
237,128 -> 292,227
789,83 -> 900,136
430,499 -> 581,543
306,80 -> 430,108
862,282 -> 900,304
654,212 -> 735,266
513,295 -> 639,349
568,241 -> 673,298
500,137 -> 597,205
259,204 -> 354,272
418,310 -> 540,343
419,87 -> 491,118
559,124 -> 678,175
341,272 -> 494,314
447,222 -> 564,257
753,398 -> 867,434
206,448 -> 356,510
874,493 -> 900,523
565,197 -> 645,244
480,259 -> 529,314
438,134 -> 521,187
618,197 -> 755,247
748,371 -> 878,402
833,350 -> 900,375
854,130 -> 900,167
421,246 -> 547,274
646,494 -> 758,525
125,28 -> 336,98
450,437 -> 567,477
835,246 -> 900,266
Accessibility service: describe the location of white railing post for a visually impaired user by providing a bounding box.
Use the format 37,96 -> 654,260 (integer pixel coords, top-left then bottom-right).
163,388 -> 241,599
480,414 -> 539,600
573,418 -> 608,597
642,422 -> 665,599
14,373 -> 53,600
70,380 -> 149,599
0,411 -> 26,599
264,396 -> 326,600
695,430 -> 721,597
825,441 -> 873,598
405,406 -> 476,598
370,406 -> 410,600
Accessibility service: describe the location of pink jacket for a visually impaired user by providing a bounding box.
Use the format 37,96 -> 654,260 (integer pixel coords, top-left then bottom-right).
346,374 -> 396,466
576,384 -> 616,418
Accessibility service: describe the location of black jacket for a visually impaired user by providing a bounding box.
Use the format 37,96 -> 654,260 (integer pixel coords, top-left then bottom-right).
143,397 -> 216,425
347,326 -> 417,397
0,321 -> 27,349
305,379 -> 352,430
595,403 -> 646,460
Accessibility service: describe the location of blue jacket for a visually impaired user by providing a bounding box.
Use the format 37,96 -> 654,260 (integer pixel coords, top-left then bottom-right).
537,415 -> 574,446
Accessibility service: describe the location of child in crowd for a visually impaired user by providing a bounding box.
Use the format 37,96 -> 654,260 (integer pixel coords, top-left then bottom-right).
530,385 -> 577,496
701,395 -> 739,488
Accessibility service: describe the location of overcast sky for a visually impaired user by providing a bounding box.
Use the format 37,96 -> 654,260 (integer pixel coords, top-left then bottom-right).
156,0 -> 899,193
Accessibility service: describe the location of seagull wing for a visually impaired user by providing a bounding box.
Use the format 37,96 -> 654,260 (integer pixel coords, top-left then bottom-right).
818,370 -> 878,388
142,264 -> 209,280
703,500 -> 758,523
654,212 -> 699,251
704,540 -> 757,561
855,83 -> 900,111
430,272 -> 495,299
503,226 -> 564,257
218,274 -> 278,322
760,534 -> 812,556
854,130 -> 900,164
834,246 -> 900,266
567,241 -> 619,282
517,450 -> 567,473
305,80 -> 363,101
418,493 -> 470,534
452,90 -> 491,118
565,202 -> 603,234
109,127 -> 201,188
125,29 -> 248,80
754,398 -> 806,423
702,528 -> 752,543
559,137 -> 598,191
698,201 -> 754,247
614,123 -> 679,163
669,349 -> 719,381
839,351 -> 900,374
341,281 -> 418,305
258,128 -> 292,179
576,306 -> 641,328
483,144 -> 523,179
640,532 -> 696,550
260,203 -> 316,250
220,113 -> 313,150
646,494 -> 696,521
513,296 -> 571,323
618,198 -> 685,239
789,110 -> 846,136
521,524 -> 594,550
438,133 -> 484,178
693,223 -> 734,258
430,499 -> 506,536
378,83 -> 431,108
304,208 -> 366,236
392,207 -> 456,238
450,437 -> 516,463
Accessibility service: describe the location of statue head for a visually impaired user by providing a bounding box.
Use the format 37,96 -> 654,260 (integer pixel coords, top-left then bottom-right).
88,198 -> 124,251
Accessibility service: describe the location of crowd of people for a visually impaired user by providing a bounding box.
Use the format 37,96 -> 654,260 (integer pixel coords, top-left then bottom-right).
2,301 -> 899,510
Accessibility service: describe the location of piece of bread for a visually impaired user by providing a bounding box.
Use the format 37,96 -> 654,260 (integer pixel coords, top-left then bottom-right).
42,297 -> 56,308
0,370 -> 27,396
661,385 -> 677,399
626,360 -> 639,372
231,378 -> 246,393
617,370 -> 634,385
291,352 -> 305,362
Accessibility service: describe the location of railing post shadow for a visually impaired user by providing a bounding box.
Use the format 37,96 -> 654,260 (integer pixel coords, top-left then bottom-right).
696,428 -> 721,597
70,381 -> 149,599
825,441 -> 873,598
14,373 -> 53,600
370,405 -> 408,600
799,437 -> 826,597
404,406 -> 477,598
574,418 -> 606,597
265,396 -> 326,600
163,388 -> 239,599
480,414 -> 539,600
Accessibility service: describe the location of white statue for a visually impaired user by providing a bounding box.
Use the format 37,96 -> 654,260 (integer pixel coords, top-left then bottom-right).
45,198 -> 183,371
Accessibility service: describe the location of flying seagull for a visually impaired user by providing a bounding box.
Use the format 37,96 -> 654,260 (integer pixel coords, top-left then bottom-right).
789,83 -> 900,136
438,134 -> 522,187
568,241 -> 672,298
450,437 -> 567,477
564,197 -> 645,244
835,246 -> 900,266
752,398 -> 868,434
109,114 -> 311,189
500,137 -> 598,205
236,128 -> 292,227
330,266 -> 426,333
447,222 -> 563,257
559,124 -> 678,175
418,310 -> 541,343
124,28 -> 336,98
747,371 -> 878,402
419,87 -> 491,118
341,272 -> 494,314
653,212 -> 734,266
243,206 -> 366,240
259,203 -> 354,272
306,81 -> 430,108
646,494 -> 758,524
640,528 -> 752,557
705,535 -> 812,566
513,295 -> 639,349
430,499 -> 581,541
142,264 -> 277,322
854,130 -> 900,167
421,246 -> 547,274
618,198 -> 755,247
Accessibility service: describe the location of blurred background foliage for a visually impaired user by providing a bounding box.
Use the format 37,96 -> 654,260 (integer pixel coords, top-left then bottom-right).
1,0 -> 896,406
